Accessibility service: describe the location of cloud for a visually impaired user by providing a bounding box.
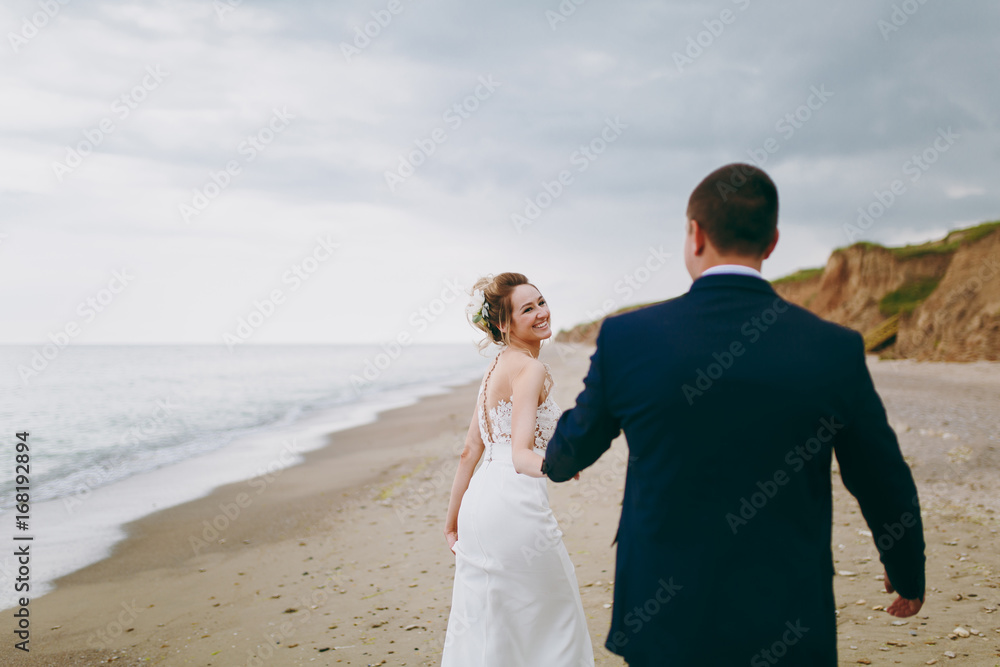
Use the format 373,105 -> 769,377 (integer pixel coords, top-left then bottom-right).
0,0 -> 997,342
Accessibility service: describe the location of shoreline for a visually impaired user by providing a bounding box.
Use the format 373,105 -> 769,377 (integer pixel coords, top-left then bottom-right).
1,372 -> 491,665
55,376 -> 485,590
0,367 -> 485,612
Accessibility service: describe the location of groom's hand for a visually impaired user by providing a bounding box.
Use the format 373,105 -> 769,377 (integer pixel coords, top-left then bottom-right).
884,569 -> 924,617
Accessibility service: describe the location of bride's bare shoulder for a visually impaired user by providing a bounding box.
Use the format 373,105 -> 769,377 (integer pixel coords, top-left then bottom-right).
506,353 -> 546,382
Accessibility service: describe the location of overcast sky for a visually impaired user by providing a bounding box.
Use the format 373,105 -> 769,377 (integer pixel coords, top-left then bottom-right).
1,0 -> 997,345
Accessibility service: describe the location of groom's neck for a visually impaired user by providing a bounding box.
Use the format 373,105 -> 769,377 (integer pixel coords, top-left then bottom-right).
691,256 -> 763,280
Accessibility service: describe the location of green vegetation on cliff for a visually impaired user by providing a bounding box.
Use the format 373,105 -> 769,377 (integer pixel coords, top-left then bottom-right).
781,220 -> 1000,282
772,267 -> 824,285
878,276 -> 942,316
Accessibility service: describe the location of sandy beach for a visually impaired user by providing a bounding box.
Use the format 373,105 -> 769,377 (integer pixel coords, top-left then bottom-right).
4,345 -> 1000,666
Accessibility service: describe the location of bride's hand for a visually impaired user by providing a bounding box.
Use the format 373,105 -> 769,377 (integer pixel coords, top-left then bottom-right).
445,530 -> 458,554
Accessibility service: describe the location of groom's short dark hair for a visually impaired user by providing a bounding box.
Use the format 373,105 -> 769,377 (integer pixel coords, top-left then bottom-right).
686,163 -> 778,257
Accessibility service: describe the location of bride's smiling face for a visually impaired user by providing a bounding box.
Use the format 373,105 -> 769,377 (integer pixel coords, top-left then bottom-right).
502,284 -> 551,344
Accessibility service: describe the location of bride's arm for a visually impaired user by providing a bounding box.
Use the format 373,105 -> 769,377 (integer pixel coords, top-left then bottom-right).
443,407 -> 486,552
510,361 -> 547,478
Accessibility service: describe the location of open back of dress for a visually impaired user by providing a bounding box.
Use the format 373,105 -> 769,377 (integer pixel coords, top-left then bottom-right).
477,353 -> 561,464
442,352 -> 595,667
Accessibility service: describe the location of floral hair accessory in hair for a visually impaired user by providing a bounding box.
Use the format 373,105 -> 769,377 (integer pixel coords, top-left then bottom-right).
467,289 -> 489,324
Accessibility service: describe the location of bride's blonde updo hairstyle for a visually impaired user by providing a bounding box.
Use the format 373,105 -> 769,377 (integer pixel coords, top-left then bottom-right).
467,272 -> 537,352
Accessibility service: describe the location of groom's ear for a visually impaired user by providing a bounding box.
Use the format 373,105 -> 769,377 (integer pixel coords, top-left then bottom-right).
689,219 -> 707,256
761,228 -> 779,260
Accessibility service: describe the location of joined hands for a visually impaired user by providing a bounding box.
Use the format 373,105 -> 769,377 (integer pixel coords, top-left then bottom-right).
884,569 -> 924,617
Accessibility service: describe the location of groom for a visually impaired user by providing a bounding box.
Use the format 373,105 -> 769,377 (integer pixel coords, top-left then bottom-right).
543,163 -> 926,665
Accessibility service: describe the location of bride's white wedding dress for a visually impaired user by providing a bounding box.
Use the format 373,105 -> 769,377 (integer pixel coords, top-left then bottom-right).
441,359 -> 594,667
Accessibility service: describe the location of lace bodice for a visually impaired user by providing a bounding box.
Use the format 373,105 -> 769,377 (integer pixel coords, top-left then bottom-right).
477,357 -> 561,462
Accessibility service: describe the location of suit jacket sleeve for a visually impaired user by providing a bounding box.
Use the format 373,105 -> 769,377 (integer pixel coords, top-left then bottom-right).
544,320 -> 622,482
834,333 -> 926,600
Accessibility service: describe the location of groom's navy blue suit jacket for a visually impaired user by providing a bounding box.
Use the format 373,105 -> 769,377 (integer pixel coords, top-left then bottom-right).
545,273 -> 925,666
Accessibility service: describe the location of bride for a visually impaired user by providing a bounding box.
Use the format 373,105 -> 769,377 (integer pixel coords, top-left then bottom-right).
441,272 -> 594,667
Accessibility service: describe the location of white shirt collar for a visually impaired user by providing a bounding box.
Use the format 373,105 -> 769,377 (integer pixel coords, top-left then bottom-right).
700,264 -> 764,280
